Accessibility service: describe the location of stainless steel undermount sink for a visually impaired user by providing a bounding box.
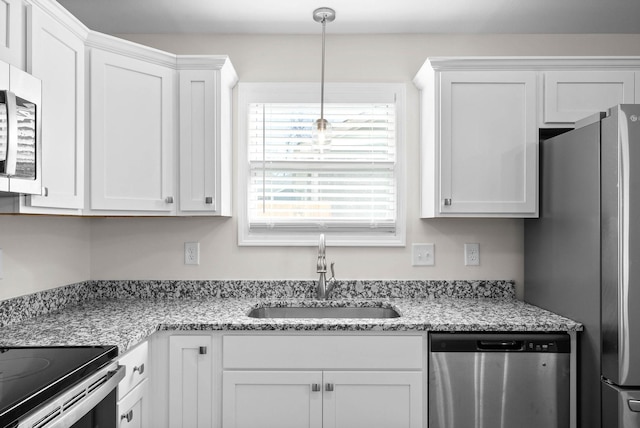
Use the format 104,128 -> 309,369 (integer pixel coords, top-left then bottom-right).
247,305 -> 401,319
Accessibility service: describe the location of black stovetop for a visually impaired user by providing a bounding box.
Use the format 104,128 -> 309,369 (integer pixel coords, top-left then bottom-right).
0,345 -> 118,428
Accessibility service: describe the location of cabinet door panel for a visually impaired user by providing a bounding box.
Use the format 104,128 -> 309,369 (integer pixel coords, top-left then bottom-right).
544,71 -> 635,124
222,371 -> 323,428
323,371 -> 422,428
117,378 -> 149,428
179,69 -> 216,213
0,0 -> 21,66
27,5 -> 84,210
440,71 -> 537,216
90,49 -> 175,213
169,335 -> 213,428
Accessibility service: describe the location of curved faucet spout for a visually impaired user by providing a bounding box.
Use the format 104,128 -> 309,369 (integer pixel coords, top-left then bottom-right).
316,234 -> 336,299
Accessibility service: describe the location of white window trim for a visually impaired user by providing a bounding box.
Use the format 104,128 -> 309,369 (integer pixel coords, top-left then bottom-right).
237,82 -> 406,247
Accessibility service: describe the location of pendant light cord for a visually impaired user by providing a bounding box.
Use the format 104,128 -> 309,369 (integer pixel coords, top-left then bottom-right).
320,16 -> 327,123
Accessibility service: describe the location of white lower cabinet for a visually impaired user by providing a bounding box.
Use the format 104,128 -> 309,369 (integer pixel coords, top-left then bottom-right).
117,341 -> 150,428
152,333 -> 423,428
222,370 -> 422,428
221,334 -> 423,428
323,371 -> 422,428
168,335 -> 214,428
222,371 -> 323,428
118,378 -> 149,428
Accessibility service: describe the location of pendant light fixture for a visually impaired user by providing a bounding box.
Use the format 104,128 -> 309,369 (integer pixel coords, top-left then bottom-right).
312,7 -> 335,148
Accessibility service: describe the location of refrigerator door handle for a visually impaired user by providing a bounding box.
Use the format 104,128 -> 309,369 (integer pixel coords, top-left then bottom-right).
629,399 -> 640,412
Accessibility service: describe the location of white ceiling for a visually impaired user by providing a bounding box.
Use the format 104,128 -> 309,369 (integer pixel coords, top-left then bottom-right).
57,0 -> 640,35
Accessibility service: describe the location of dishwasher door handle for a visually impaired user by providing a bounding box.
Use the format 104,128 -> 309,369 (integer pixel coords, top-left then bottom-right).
477,340 -> 523,351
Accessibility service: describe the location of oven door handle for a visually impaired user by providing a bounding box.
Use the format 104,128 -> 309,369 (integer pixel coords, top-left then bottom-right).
17,363 -> 125,428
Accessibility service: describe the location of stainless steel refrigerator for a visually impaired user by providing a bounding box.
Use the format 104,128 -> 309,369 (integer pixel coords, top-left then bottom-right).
525,104 -> 640,428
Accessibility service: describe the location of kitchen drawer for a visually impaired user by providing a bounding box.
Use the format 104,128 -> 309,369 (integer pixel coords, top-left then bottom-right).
117,378 -> 149,428
117,341 -> 149,400
223,335 -> 423,370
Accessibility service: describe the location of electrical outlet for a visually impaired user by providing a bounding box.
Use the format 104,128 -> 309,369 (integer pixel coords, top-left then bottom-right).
412,243 -> 435,266
184,242 -> 200,265
464,243 -> 480,266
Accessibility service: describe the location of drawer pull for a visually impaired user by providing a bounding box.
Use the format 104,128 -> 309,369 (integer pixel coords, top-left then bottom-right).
311,383 -> 321,392
165,196 -> 174,204
199,346 -> 207,355
133,364 -> 145,375
121,410 -> 134,423
325,383 -> 334,392
205,196 -> 213,204
443,198 -> 452,206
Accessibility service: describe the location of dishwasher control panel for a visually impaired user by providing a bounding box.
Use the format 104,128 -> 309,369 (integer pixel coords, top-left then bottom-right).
430,332 -> 571,353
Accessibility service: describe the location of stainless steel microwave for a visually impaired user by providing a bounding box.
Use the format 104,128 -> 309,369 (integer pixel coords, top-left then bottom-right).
0,63 -> 42,195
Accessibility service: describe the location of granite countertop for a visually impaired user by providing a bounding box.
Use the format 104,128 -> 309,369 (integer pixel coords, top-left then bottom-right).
0,296 -> 582,354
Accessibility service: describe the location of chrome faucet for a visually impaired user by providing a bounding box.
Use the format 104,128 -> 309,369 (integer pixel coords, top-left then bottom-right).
316,234 -> 336,299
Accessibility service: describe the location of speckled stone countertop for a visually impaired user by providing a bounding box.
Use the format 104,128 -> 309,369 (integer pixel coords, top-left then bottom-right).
0,295 -> 582,354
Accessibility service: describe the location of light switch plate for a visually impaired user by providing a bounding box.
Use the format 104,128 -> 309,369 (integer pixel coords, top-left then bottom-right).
412,243 -> 435,266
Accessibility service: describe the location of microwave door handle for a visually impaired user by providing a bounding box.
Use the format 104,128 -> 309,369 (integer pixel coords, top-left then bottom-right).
5,91 -> 17,176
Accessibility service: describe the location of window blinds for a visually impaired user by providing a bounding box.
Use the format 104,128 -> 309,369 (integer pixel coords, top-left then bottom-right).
247,102 -> 397,233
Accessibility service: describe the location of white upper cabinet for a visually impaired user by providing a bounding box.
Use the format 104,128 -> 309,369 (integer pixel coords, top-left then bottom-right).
88,37 -> 176,214
414,57 -> 640,218
178,57 -> 237,216
22,2 -> 87,213
543,70 -> 636,125
0,0 -> 23,68
414,59 -> 538,218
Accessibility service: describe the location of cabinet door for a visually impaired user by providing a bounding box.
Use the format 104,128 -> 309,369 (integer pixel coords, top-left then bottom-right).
0,0 -> 22,66
90,48 -> 175,213
169,335 -> 213,428
178,69 -> 218,214
118,378 -> 149,428
544,71 -> 635,124
439,71 -> 537,216
323,371 -> 422,428
222,371 -> 323,428
26,5 -> 85,211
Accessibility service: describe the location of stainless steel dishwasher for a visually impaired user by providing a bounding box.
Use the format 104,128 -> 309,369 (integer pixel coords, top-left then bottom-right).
429,333 -> 571,428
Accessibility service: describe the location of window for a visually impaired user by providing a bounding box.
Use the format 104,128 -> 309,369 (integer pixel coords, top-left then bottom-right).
238,83 -> 405,246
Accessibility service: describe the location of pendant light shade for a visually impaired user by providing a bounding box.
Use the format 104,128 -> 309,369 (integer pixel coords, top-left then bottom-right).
312,7 -> 335,148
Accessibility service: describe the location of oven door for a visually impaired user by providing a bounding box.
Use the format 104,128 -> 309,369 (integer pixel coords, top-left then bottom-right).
15,362 -> 124,428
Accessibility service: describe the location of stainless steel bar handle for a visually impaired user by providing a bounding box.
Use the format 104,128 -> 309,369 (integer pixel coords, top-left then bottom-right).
165,196 -> 174,204
121,410 -> 134,422
5,91 -> 17,176
325,383 -> 334,392
444,198 -> 452,206
205,196 -> 213,204
311,383 -> 321,392
629,399 -> 640,412
133,363 -> 145,375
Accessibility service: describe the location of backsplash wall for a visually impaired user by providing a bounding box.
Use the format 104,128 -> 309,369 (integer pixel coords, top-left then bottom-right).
2,34 -> 640,302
